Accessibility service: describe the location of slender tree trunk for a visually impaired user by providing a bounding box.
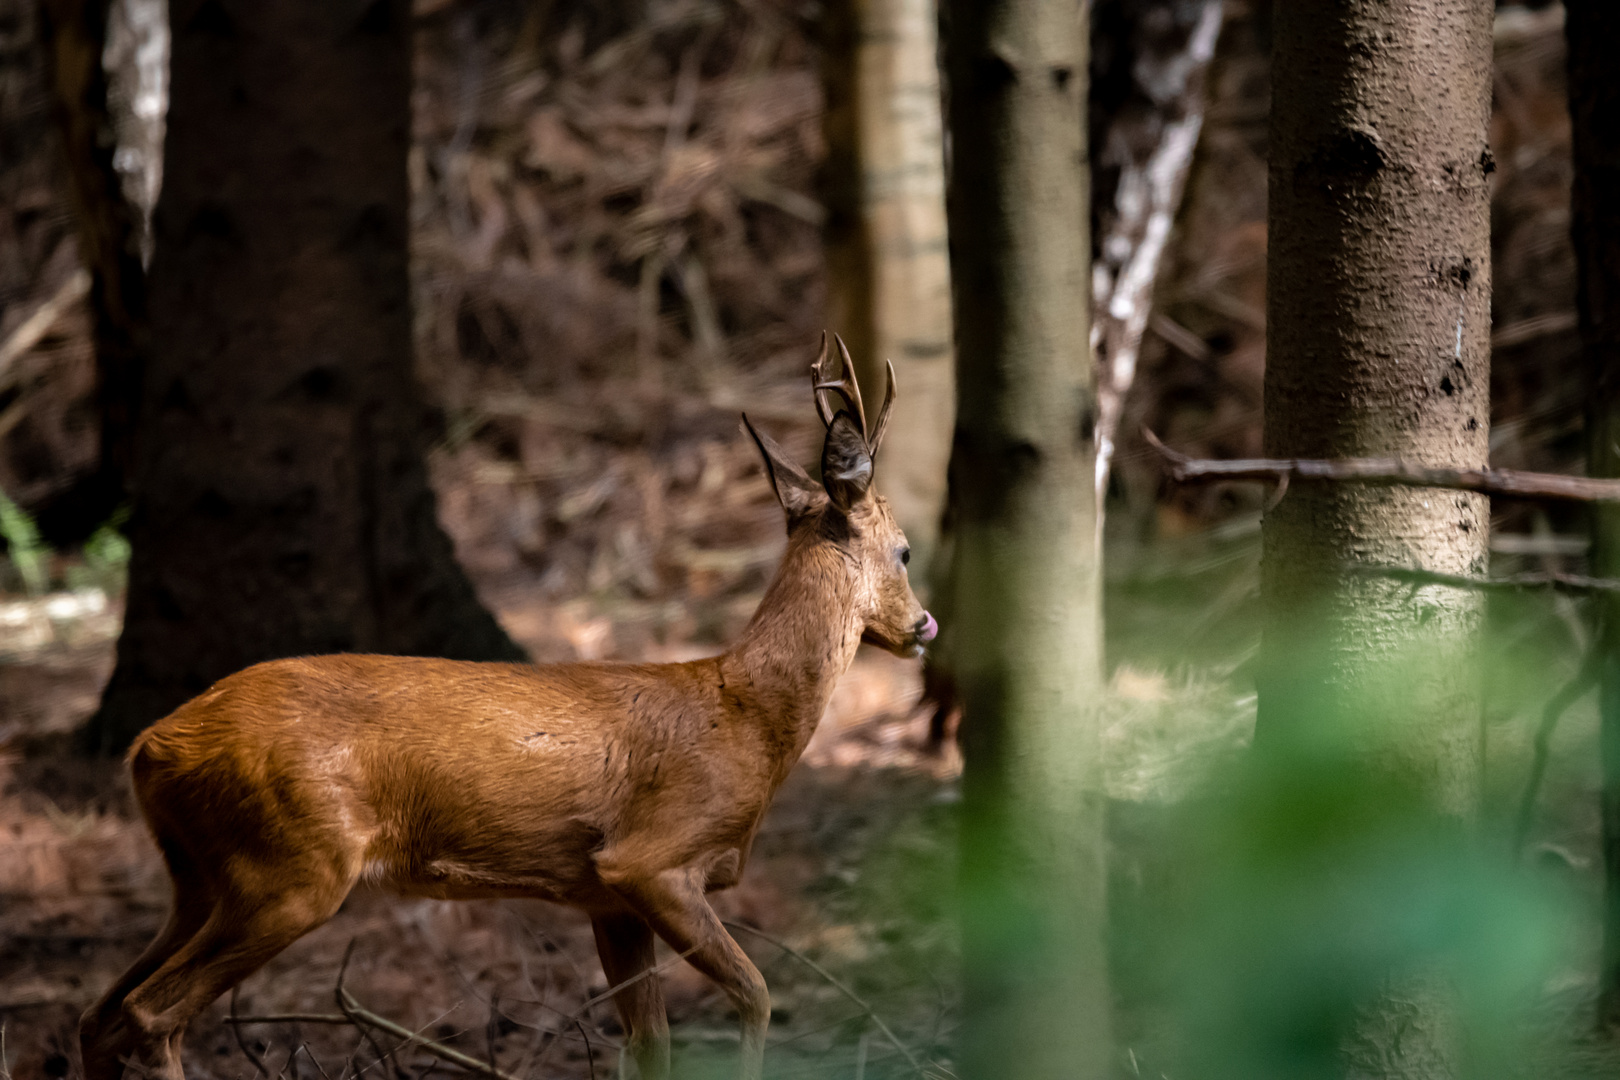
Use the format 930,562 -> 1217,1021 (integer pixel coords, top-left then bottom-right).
1565,0 -> 1620,1032
1261,0 -> 1493,1074
820,0 -> 954,573
83,0 -> 524,754
819,0 -> 878,377
941,1 -> 1109,1078
857,0 -> 954,570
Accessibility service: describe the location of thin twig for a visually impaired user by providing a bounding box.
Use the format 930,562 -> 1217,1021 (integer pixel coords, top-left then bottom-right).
766,1011 -> 870,1049
576,1017 -> 597,1080
286,1040 -> 307,1080
335,945 -> 395,1079
337,989 -> 518,1080
524,945 -> 697,1070
0,269 -> 90,385
231,986 -> 272,1077
298,1043 -> 334,1080
328,939 -> 538,1080
485,994 -> 499,1076
1145,426 -> 1620,503
227,1014 -> 355,1026
1515,647 -> 1602,856
334,942 -> 472,1080
1352,564 -> 1620,596
343,1031 -> 364,1080
722,921 -> 925,1076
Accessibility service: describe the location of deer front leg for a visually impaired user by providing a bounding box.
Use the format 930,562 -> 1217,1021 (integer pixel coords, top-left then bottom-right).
598,862 -> 769,1080
591,912 -> 670,1080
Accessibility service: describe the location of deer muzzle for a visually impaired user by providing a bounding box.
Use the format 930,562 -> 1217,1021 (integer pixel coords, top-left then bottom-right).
916,612 -> 938,645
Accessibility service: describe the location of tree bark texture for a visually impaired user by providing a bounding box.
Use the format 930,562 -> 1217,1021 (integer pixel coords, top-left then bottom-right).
1262,1 -> 1493,1075
941,2 -> 1109,1078
85,0 -> 524,754
1564,0 -> 1620,1031
820,0 -> 955,574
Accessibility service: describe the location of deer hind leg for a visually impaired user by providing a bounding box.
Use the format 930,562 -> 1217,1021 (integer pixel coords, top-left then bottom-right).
591,912 -> 670,1080
80,841 -> 215,1080
117,863 -> 354,1080
600,865 -> 769,1080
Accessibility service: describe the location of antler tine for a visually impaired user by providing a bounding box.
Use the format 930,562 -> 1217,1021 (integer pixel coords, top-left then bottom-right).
867,358 -> 897,458
814,333 -> 868,436
810,332 -> 837,428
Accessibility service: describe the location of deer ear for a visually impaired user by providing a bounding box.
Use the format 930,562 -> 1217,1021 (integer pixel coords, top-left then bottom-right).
820,411 -> 873,511
742,415 -> 824,523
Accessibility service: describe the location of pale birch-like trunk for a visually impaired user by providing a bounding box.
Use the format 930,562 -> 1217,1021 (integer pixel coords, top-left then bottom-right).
821,0 -> 954,572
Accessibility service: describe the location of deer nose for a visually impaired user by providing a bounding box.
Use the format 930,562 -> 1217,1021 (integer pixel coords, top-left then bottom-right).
915,612 -> 938,644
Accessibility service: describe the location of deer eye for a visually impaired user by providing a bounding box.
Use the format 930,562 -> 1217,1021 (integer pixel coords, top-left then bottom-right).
899,547 -> 911,566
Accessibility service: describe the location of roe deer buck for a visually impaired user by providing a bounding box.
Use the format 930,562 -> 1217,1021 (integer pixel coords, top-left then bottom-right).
80,333 -> 937,1080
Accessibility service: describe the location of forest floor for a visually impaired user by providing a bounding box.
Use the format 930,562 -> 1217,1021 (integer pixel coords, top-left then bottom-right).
0,578 -> 968,1080
0,495 -> 1265,1080
6,530 -> 1620,1079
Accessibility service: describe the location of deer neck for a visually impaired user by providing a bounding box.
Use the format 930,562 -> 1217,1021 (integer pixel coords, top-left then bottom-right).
720,533 -> 863,769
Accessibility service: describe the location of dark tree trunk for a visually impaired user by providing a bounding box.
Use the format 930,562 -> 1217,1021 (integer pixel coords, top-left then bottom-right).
1565,0 -> 1620,1032
83,0 -> 524,755
940,1 -> 1109,1077
37,0 -> 146,528
1261,0 -> 1493,1074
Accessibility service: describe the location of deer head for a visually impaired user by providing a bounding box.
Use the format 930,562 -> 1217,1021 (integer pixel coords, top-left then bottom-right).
742,333 -> 938,658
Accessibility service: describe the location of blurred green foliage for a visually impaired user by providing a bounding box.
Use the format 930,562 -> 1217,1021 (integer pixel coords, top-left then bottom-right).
0,486 -> 47,595
65,506 -> 132,593
1100,542 -> 1603,1080
673,541 -> 1611,1080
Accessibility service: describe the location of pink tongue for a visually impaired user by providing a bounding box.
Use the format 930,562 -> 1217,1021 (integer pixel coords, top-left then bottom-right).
918,612 -> 938,643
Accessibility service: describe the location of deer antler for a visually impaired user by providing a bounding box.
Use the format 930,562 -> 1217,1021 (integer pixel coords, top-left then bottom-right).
810,332 -> 838,429
811,334 -> 898,458
868,359 -> 896,459
813,333 -> 868,437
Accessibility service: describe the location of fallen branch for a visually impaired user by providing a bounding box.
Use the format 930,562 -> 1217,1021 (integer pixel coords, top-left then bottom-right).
1144,427 -> 1620,503
234,938 -> 701,1080
336,989 -> 510,1080
333,947 -> 397,1080
334,941 -> 518,1080
722,920 -> 926,1076
231,933 -> 907,1079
